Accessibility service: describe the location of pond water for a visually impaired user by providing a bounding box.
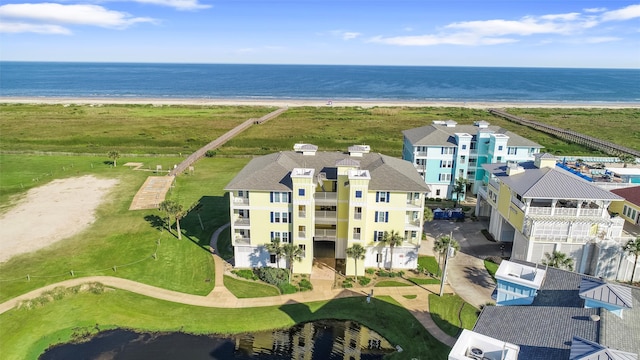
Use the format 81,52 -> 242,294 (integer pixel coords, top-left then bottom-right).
40,320 -> 395,359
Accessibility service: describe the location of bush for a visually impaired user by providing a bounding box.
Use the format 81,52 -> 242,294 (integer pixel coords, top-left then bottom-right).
298,278 -> 313,292
256,267 -> 289,286
278,283 -> 298,294
204,150 -> 216,157
358,277 -> 371,286
232,269 -> 258,281
435,198 -> 442,202
365,268 -> 375,275
342,281 -> 353,288
377,270 -> 404,278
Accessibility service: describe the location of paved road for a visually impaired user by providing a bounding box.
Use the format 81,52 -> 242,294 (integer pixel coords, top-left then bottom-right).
422,218 -> 510,309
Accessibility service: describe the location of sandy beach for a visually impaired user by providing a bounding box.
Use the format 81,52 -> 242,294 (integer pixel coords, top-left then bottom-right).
1,97 -> 638,109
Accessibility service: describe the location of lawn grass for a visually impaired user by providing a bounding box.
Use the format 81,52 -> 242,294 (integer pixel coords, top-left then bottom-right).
429,294 -> 479,337
0,104 -> 275,154
0,290 -> 451,360
0,154 -> 249,302
484,259 -> 500,282
408,277 -> 441,285
223,276 -> 280,298
418,256 -> 441,277
403,294 -> 417,299
217,226 -> 234,260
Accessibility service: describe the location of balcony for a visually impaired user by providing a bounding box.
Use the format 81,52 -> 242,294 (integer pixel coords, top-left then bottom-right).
298,231 -> 306,239
314,192 -> 337,204
528,206 -> 605,218
405,220 -> 422,231
353,233 -> 361,240
315,229 -> 337,240
234,237 -> 251,246
354,213 -> 362,220
406,199 -> 422,208
477,186 -> 488,199
315,210 -> 337,224
234,217 -> 250,227
233,197 -> 250,206
298,211 -> 306,218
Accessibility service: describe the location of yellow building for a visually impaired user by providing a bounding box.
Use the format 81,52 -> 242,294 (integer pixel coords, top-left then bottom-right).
609,186 -> 640,226
225,144 -> 430,275
477,153 -> 626,279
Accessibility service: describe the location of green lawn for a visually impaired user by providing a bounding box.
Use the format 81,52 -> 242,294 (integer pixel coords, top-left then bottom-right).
418,256 -> 441,277
223,276 -> 280,298
484,260 -> 499,282
429,294 -> 479,337
0,290 -> 451,360
408,277 -> 441,285
374,280 -> 412,287
0,154 -> 249,302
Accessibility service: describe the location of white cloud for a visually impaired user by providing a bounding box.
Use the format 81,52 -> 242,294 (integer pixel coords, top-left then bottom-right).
0,21 -> 71,34
330,30 -> 361,40
584,7 -> 607,13
118,0 -> 210,11
0,3 -> 156,29
585,36 -> 621,43
601,4 -> 640,21
369,4 -> 638,47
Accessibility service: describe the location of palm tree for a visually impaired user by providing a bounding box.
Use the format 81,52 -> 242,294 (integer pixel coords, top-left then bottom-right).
381,230 -> 404,270
282,243 -> 304,283
423,207 -> 434,223
542,251 -> 574,271
107,150 -> 120,167
452,177 -> 468,207
265,238 -> 284,269
432,235 -> 460,275
159,200 -> 184,240
346,244 -> 367,281
618,154 -> 637,168
623,237 -> 640,283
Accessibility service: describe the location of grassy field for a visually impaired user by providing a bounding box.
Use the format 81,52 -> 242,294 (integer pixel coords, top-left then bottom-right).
0,104 -> 275,154
5,104 -> 637,159
0,154 -> 249,302
484,260 -> 499,281
429,294 -> 479,337
223,276 -> 280,298
0,290 -> 451,360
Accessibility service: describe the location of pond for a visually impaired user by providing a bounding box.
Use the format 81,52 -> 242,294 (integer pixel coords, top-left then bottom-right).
40,320 -> 396,359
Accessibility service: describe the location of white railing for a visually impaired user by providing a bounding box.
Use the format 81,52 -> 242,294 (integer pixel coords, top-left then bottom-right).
477,186 -> 488,199
529,207 -> 604,217
315,210 -> 337,219
406,199 -> 421,207
532,235 -> 569,242
528,207 -> 552,216
234,237 -> 251,245
314,192 -> 337,201
233,198 -> 249,205
353,233 -> 361,240
489,179 -> 500,191
298,231 -> 306,239
298,211 -> 306,218
234,218 -> 250,226
511,197 -> 526,210
315,229 -> 337,238
354,213 -> 362,220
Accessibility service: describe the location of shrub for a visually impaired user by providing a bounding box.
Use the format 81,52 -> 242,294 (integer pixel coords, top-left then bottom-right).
204,150 -> 216,157
256,267 -> 289,286
365,268 -> 375,275
278,283 -> 298,294
342,281 -> 353,288
232,269 -> 258,281
298,278 -> 313,291
358,277 -> 371,286
435,198 -> 442,202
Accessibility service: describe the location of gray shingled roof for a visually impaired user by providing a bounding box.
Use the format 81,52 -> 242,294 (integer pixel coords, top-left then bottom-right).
402,123 -> 542,147
225,151 -> 430,192
474,263 -> 640,360
580,278 -> 633,309
483,162 -> 623,201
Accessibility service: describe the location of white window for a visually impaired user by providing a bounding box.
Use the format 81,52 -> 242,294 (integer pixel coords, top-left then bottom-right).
354,207 -> 362,220
373,231 -> 385,242
439,173 -> 452,181
440,160 -> 453,168
270,212 -> 291,223
270,192 -> 289,203
436,189 -> 441,196
299,244 -> 306,258
441,147 -> 455,155
271,231 -> 290,243
353,227 -> 361,240
498,145 -> 504,151
507,147 -> 517,155
376,191 -> 390,203
375,211 -> 389,223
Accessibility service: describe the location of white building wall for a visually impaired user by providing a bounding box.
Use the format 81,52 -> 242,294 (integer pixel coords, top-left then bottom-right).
364,246 -> 419,270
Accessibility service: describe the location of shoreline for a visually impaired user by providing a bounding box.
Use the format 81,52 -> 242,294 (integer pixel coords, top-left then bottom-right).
2,96 -> 639,109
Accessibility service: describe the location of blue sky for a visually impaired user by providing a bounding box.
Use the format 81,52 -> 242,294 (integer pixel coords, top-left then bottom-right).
1,0 -> 639,68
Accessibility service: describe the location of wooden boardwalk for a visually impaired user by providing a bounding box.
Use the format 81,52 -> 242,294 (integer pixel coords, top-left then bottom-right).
489,109 -> 640,158
129,176 -> 174,210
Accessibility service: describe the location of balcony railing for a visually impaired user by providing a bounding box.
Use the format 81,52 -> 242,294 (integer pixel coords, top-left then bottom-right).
233,197 -> 249,205
406,199 -> 422,207
354,213 -> 362,220
528,207 -> 604,217
234,237 -> 251,245
314,192 -> 337,202
315,229 -> 337,239
234,218 -> 250,226
298,211 -> 306,218
511,197 -> 526,210
353,233 -> 361,240
315,210 -> 337,220
298,231 -> 306,238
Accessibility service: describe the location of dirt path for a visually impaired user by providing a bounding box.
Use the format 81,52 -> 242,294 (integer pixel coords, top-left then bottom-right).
0,176 -> 119,263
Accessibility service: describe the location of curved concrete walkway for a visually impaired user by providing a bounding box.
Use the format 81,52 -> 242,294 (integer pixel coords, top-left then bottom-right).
0,224 -> 457,347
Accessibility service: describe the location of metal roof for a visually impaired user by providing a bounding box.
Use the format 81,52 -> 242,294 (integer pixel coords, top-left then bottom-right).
402,123 -> 542,148
570,336 -> 638,360
579,278 -> 633,309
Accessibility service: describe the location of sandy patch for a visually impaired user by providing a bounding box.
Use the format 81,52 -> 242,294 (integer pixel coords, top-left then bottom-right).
1,97 -> 638,109
0,175 -> 119,263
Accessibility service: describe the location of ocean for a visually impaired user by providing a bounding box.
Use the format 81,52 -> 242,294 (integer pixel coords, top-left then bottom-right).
1,62 -> 639,103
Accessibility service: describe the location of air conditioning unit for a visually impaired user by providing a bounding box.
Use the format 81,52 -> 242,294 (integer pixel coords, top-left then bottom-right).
467,346 -> 485,360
